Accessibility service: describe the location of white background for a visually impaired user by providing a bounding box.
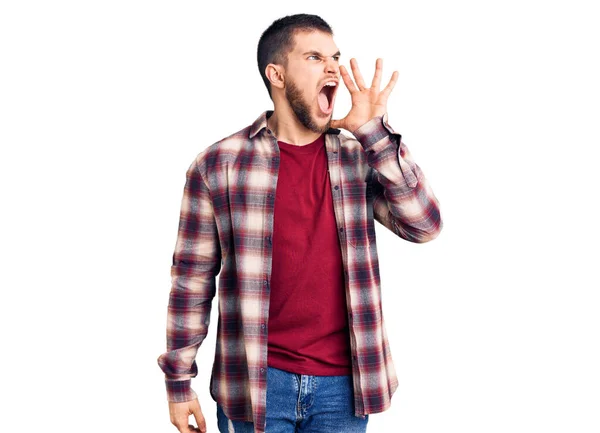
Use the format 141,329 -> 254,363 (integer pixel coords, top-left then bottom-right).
1,1 -> 599,432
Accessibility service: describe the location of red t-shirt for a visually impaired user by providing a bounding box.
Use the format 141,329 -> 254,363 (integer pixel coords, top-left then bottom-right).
267,133 -> 352,376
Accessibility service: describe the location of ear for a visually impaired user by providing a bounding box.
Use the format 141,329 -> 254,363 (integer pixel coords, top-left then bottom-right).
265,64 -> 285,90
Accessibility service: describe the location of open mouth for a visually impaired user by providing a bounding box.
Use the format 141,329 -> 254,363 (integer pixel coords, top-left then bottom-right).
317,81 -> 338,115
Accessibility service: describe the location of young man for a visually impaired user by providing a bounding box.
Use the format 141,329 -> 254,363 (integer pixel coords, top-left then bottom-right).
157,13 -> 442,433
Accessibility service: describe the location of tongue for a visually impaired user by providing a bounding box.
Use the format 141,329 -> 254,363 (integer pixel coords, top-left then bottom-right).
318,89 -> 329,112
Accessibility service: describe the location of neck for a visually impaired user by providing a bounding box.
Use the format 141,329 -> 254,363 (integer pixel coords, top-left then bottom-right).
267,105 -> 323,146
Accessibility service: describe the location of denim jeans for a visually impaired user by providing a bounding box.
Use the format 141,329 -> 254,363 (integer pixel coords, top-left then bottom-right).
216,365 -> 369,433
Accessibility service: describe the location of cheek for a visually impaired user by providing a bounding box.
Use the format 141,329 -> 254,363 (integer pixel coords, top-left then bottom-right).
297,82 -> 317,103
297,78 -> 314,96
307,82 -> 320,101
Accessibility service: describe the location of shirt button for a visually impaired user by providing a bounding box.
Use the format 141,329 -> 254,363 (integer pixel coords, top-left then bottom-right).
263,280 -> 268,286
260,367 -> 265,373
261,323 -> 266,329
265,235 -> 271,243
339,227 -> 344,233
334,185 -> 339,190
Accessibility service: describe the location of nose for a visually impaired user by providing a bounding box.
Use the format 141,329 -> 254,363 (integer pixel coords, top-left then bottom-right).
325,57 -> 339,75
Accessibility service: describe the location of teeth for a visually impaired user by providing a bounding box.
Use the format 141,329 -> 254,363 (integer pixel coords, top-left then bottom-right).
324,82 -> 337,87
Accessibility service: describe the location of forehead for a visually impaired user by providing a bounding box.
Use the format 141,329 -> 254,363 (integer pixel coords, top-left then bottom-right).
290,30 -> 338,55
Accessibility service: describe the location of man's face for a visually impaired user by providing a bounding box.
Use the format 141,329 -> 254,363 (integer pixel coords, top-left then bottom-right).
283,30 -> 340,134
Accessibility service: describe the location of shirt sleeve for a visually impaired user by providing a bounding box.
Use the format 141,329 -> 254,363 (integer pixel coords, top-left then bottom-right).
156,156 -> 222,402
351,113 -> 443,243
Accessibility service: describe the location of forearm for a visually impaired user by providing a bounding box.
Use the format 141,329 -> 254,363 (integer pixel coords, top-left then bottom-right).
157,157 -> 221,402
352,114 -> 443,242
158,267 -> 217,402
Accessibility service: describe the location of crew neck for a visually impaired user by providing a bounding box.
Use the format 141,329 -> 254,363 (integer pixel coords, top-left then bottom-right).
277,134 -> 325,153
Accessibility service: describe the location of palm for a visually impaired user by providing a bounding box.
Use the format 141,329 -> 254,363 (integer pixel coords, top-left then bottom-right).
331,58 -> 398,133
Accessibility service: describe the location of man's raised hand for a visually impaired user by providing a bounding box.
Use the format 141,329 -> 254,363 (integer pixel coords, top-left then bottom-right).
330,58 -> 399,133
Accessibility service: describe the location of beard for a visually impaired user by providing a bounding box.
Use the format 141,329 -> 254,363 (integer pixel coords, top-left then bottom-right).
285,78 -> 331,134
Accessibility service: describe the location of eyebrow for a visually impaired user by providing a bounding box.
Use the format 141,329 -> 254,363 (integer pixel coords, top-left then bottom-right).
302,50 -> 341,57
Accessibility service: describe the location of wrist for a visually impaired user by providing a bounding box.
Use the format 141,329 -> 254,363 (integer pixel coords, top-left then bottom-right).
351,115 -> 386,142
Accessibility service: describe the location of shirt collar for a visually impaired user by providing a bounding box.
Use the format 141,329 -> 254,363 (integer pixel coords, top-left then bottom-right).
248,110 -> 341,139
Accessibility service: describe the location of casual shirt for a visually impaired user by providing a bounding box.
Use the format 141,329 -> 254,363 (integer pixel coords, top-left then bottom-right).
157,110 -> 443,433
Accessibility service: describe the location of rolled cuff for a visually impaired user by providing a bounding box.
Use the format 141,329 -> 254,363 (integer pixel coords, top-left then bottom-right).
165,379 -> 198,402
351,113 -> 399,148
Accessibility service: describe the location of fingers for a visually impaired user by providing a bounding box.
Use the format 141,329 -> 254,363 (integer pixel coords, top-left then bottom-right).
380,70 -> 399,100
371,58 -> 383,90
339,65 -> 358,93
172,419 -> 192,433
192,405 -> 207,433
343,58 -> 395,96
172,419 -> 194,433
173,419 -> 201,432
349,58 -> 368,90
169,399 -> 205,433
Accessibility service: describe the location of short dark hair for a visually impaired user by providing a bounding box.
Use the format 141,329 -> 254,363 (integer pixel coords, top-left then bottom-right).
257,14 -> 333,100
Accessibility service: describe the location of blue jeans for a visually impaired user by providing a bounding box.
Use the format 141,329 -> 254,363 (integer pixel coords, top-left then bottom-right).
216,365 -> 369,433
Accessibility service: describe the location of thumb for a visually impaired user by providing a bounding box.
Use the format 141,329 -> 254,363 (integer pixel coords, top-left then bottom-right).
330,118 -> 344,130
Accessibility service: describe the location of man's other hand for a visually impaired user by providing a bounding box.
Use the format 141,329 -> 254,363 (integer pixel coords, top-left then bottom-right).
168,399 -> 207,433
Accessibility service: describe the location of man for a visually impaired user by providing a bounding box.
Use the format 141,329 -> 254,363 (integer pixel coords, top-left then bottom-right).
157,13 -> 442,433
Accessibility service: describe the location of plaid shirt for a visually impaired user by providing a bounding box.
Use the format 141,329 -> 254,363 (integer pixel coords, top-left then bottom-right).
157,110 -> 442,433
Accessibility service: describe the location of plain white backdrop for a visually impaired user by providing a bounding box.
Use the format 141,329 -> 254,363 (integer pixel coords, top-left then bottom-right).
1,1 -> 599,432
